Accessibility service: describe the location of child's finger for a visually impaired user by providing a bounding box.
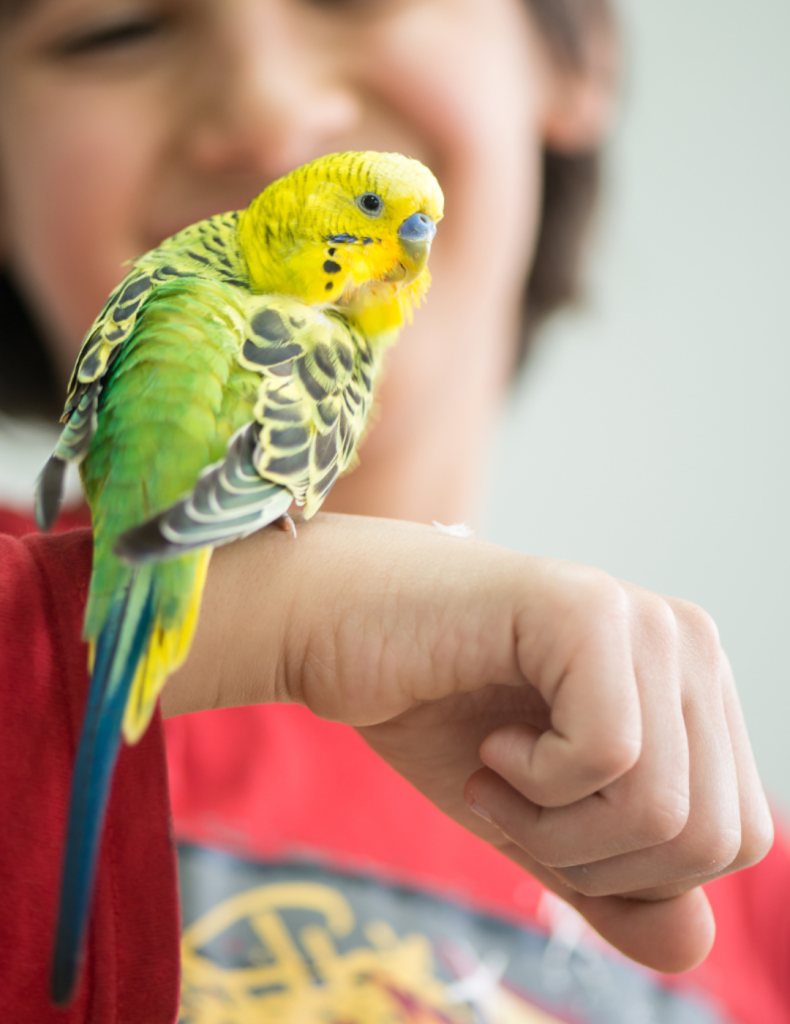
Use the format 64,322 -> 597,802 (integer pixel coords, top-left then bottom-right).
572,886 -> 716,975
717,651 -> 774,871
631,650 -> 774,895
480,833 -> 717,974
571,613 -> 769,899
468,593 -> 745,893
474,600 -> 691,866
483,569 -> 643,808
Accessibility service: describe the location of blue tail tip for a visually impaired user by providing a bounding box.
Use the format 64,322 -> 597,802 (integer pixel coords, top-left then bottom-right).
51,952 -> 80,1008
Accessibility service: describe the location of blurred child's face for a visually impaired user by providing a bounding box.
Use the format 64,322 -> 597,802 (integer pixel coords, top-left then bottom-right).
0,0 -> 587,518
0,0 -> 550,365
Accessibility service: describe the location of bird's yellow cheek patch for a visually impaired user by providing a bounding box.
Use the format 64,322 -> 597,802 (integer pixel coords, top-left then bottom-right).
315,237 -> 401,303
356,237 -> 403,287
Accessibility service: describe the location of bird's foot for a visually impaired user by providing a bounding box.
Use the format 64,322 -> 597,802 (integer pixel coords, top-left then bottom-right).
274,513 -> 297,539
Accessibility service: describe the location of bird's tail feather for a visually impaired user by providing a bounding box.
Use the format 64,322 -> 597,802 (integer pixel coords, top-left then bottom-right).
50,567 -> 155,1007
122,549 -> 210,743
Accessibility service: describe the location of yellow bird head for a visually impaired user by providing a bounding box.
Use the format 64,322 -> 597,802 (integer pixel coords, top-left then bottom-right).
238,151 -> 444,323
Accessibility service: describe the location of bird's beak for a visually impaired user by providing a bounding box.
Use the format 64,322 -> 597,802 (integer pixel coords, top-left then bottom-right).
386,212 -> 437,284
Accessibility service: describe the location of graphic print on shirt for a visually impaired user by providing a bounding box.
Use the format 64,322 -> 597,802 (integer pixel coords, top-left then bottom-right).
176,845 -> 729,1024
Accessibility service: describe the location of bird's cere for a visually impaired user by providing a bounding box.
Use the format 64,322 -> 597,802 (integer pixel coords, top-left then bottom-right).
398,212 -> 437,243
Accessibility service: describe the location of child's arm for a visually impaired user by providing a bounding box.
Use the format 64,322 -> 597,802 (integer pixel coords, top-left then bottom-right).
162,512 -> 773,976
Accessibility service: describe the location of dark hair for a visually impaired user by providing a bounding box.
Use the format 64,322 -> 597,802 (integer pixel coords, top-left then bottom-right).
518,0 -> 613,366
0,0 -> 612,418
0,270 -> 63,419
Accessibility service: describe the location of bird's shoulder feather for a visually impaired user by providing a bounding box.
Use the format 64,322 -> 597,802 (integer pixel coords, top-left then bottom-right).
61,212 -> 248,423
239,294 -> 381,517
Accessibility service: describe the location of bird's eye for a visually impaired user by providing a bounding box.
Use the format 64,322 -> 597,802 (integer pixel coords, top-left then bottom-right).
356,193 -> 383,217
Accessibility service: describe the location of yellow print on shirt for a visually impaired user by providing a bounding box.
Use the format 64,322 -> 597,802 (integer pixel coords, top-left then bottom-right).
178,880 -> 562,1024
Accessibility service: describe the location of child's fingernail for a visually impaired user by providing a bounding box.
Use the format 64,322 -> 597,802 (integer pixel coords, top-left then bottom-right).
468,799 -> 495,824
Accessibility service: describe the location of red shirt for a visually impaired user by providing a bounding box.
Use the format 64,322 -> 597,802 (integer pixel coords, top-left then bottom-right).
0,522 -> 179,1024
165,704 -> 790,1024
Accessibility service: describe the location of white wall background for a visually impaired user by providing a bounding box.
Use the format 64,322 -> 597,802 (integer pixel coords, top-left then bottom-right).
484,0 -> 790,813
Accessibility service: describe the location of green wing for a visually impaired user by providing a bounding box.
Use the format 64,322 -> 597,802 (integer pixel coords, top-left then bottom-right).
80,276 -> 263,636
117,293 -> 383,561
65,212 -> 247,414
36,213 -> 248,530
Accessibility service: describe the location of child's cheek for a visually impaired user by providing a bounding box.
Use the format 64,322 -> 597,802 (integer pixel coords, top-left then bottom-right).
0,68 -> 173,366
347,0 -> 545,302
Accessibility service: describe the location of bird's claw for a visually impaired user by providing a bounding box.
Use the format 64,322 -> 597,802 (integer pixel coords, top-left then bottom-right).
274,513 -> 297,539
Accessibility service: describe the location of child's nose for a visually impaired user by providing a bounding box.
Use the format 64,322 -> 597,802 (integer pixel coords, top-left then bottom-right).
183,0 -> 361,182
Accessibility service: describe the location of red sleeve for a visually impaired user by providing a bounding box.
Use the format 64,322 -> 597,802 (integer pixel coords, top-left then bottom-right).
0,529 -> 180,1024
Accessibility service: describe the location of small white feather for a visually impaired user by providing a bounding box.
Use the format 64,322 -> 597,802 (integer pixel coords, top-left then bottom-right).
432,520 -> 474,539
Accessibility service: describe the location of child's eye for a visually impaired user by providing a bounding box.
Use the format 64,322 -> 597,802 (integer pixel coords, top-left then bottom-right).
304,0 -> 402,12
53,14 -> 169,56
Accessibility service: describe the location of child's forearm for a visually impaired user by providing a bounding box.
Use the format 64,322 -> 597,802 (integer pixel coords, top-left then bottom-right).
162,513 -> 773,974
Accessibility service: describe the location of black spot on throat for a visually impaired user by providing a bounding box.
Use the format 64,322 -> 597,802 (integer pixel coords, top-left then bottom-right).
323,260 -> 342,274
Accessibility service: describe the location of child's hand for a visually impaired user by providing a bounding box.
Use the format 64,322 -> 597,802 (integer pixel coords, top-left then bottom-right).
164,513 -> 773,974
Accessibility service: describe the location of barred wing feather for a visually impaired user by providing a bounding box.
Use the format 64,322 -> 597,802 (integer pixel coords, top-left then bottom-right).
115,423 -> 292,562
240,297 -> 380,519
117,293 -> 381,560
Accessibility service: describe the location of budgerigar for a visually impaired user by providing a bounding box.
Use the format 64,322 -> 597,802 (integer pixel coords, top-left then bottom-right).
36,151 -> 443,1005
